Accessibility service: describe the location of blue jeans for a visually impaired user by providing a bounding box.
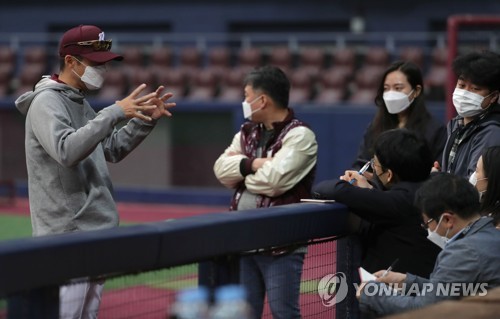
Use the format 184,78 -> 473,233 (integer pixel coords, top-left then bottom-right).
240,253 -> 305,319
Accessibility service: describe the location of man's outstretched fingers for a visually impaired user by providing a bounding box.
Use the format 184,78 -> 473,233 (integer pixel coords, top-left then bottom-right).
136,92 -> 157,104
135,109 -> 153,122
160,92 -> 174,102
129,83 -> 147,98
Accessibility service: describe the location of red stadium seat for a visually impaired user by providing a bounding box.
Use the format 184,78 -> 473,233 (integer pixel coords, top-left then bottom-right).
353,65 -> 385,90
348,88 -> 377,105
332,47 -> 356,73
217,68 -> 246,103
399,46 -> 424,67
180,47 -> 202,68
269,46 -> 293,73
150,47 -> 173,69
12,64 -> 45,96
205,47 -> 232,81
121,46 -> 144,68
363,46 -> 390,67
23,46 -> 48,65
0,46 -> 16,77
425,65 -> 448,101
0,66 -> 12,97
185,69 -> 218,101
431,47 -> 448,66
297,47 -> 325,80
319,68 -> 350,89
424,47 -> 449,100
177,47 -> 203,86
237,47 -> 263,70
128,69 -> 157,96
314,88 -> 345,105
156,68 -> 188,99
313,68 -> 350,105
96,68 -> 128,101
289,69 -> 314,105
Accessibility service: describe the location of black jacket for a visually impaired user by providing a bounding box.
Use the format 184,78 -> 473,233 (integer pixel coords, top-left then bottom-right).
442,106 -> 500,178
353,116 -> 446,170
313,179 -> 441,278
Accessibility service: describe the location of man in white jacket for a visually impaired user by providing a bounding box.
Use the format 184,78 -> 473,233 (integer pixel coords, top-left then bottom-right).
213,66 -> 317,319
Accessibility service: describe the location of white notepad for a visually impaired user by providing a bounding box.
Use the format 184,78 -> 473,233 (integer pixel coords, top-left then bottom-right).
358,267 -> 377,282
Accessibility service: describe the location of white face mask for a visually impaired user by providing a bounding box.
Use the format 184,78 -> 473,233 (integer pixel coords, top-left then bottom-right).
452,88 -> 489,117
469,171 -> 487,201
383,90 -> 414,114
426,215 -> 450,249
72,58 -> 106,90
469,171 -> 478,186
242,95 -> 264,120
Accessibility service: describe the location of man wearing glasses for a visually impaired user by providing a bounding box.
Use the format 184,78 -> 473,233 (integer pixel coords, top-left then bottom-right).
313,129 -> 441,278
357,173 -> 500,317
15,25 -> 175,318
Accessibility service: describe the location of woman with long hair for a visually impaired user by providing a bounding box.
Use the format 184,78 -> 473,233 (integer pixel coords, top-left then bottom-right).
353,61 -> 446,172
471,146 -> 500,228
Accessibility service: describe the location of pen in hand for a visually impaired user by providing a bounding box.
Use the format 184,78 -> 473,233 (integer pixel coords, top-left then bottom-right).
380,258 -> 399,278
349,160 -> 371,184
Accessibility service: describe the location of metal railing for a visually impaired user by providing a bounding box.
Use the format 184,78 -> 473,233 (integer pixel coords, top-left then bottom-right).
0,31 -> 497,52
0,202 -> 360,318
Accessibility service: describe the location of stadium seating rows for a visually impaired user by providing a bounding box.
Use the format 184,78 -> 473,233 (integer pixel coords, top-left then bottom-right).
0,45 -> 449,105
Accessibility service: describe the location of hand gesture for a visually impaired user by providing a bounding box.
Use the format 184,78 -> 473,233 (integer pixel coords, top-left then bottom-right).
356,270 -> 407,300
140,86 -> 176,120
373,270 -> 407,288
116,84 -> 158,122
340,170 -> 372,188
431,161 -> 441,173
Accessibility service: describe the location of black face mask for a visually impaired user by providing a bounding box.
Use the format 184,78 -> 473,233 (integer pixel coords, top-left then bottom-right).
372,171 -> 387,191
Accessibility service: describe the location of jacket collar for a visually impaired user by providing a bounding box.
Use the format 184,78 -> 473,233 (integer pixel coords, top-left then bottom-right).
451,216 -> 494,243
267,108 -> 294,132
451,104 -> 500,129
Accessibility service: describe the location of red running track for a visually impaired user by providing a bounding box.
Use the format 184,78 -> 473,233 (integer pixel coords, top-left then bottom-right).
0,197 -> 229,222
0,198 -> 337,319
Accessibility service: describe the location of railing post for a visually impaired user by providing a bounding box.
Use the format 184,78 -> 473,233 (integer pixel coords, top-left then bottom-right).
335,235 -> 362,319
198,254 -> 241,289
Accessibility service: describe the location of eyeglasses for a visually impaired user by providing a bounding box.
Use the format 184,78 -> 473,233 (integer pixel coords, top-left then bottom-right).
63,40 -> 112,51
370,158 -> 383,170
421,218 -> 434,230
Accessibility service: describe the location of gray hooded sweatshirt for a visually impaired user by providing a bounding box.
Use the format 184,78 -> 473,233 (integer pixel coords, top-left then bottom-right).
16,76 -> 156,236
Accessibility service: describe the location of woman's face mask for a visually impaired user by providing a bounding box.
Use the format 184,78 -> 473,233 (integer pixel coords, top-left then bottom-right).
72,57 -> 106,90
452,88 -> 492,118
383,90 -> 414,114
469,171 -> 487,202
469,171 -> 478,186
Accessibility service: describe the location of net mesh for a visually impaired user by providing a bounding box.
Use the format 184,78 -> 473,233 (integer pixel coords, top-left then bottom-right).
0,240 -> 337,318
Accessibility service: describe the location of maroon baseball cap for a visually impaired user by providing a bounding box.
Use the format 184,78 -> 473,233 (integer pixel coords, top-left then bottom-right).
58,25 -> 123,63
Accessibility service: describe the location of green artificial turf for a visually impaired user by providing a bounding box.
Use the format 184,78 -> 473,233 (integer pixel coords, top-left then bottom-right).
104,264 -> 198,291
0,214 -> 32,312
0,214 -> 32,241
0,213 -> 198,302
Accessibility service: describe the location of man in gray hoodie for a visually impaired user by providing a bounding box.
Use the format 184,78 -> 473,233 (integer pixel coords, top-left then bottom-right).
15,24 -> 175,318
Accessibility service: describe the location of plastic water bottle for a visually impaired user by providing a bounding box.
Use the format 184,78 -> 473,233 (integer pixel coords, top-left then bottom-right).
209,285 -> 252,319
169,286 -> 209,319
